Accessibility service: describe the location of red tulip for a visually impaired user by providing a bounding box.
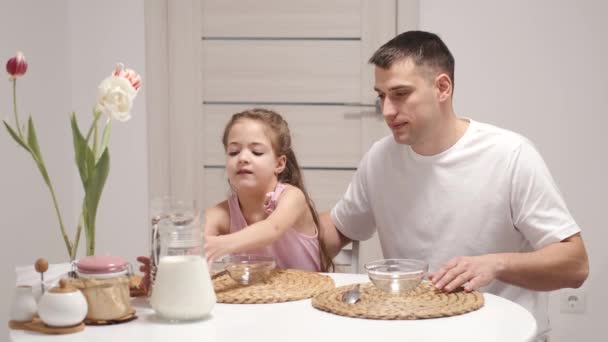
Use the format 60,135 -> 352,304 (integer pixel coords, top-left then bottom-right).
6,51 -> 28,79
112,63 -> 141,90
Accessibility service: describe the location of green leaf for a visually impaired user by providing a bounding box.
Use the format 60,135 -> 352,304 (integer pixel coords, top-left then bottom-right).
3,120 -> 29,152
26,117 -> 42,157
71,113 -> 91,188
26,117 -> 52,186
83,148 -> 110,253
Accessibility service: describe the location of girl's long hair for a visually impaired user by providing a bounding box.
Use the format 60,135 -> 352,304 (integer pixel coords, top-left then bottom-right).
222,108 -> 334,272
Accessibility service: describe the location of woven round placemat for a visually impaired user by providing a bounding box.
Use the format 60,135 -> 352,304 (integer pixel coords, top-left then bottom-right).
213,269 -> 335,304
312,281 -> 484,319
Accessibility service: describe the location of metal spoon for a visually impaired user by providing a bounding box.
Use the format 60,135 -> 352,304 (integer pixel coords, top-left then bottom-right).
211,269 -> 228,279
342,283 -> 361,304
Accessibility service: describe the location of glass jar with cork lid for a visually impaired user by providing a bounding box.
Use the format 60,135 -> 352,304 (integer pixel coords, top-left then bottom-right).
71,255 -> 132,321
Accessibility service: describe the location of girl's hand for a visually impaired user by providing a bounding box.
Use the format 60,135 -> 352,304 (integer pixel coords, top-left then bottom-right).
136,256 -> 152,295
204,235 -> 234,264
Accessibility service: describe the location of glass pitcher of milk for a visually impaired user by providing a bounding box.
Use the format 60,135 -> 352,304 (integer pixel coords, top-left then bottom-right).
149,202 -> 216,321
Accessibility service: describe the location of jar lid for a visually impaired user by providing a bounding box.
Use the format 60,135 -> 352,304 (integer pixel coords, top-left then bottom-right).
49,279 -> 79,293
75,255 -> 128,275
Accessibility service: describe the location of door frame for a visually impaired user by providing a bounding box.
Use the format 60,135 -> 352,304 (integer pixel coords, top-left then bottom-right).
145,0 -> 204,204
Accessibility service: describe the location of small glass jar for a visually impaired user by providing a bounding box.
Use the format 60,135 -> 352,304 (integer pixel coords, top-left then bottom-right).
74,255 -> 131,321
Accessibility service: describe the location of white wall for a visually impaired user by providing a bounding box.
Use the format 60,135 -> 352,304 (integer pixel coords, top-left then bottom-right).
0,0 -> 147,339
1,1 -> 605,340
418,1 -> 607,341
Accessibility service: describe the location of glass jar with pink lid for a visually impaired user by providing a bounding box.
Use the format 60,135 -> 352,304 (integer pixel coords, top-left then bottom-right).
71,255 -> 133,321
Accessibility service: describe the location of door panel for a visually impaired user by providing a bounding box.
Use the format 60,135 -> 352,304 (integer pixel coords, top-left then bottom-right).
202,0 -> 361,38
203,104 -> 364,167
202,40 -> 361,102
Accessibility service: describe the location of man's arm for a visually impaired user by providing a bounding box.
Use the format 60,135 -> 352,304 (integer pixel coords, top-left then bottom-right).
319,211 -> 352,258
430,233 -> 589,292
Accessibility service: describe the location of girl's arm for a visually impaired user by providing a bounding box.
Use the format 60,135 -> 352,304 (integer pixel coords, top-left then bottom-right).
204,185 -> 308,261
203,201 -> 230,238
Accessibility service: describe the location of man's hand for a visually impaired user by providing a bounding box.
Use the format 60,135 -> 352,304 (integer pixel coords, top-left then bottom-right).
429,254 -> 505,292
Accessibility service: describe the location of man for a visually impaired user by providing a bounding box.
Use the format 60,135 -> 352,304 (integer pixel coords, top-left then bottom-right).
321,31 -> 588,340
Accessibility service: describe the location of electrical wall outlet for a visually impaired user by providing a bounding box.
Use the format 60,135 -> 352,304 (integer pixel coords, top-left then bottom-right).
560,289 -> 586,314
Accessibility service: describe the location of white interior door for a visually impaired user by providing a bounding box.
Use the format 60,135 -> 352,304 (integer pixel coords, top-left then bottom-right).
146,0 -> 419,273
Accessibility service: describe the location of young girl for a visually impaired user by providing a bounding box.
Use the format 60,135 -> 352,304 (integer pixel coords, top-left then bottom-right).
203,108 -> 332,272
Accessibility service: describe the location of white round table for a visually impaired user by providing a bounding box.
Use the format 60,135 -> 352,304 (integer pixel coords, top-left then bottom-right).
10,273 -> 537,342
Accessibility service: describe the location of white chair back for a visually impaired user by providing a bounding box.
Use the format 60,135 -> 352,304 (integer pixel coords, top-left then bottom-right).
332,240 -> 360,273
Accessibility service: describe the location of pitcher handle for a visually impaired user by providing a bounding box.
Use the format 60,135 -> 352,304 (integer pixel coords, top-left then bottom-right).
151,215 -> 161,269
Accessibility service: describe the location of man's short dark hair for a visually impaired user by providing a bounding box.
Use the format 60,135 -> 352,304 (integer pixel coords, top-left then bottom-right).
369,30 -> 455,87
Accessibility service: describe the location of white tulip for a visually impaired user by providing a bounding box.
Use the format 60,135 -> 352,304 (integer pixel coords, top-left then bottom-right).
96,75 -> 137,122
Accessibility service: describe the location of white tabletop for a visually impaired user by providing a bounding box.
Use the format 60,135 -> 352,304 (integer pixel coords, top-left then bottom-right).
10,273 -> 537,342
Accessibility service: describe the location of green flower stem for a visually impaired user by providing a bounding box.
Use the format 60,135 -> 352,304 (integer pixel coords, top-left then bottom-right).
92,120 -> 99,159
44,175 -> 74,260
24,130 -> 74,259
85,111 -> 102,142
87,221 -> 95,256
71,208 -> 85,261
86,111 -> 103,163
9,79 -> 75,260
98,120 -> 111,161
82,205 -> 95,256
12,79 -> 24,138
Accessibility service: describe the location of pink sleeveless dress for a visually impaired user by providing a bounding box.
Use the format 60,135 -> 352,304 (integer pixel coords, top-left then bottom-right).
228,183 -> 322,272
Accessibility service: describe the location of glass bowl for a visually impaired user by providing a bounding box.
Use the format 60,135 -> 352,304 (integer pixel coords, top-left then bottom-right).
222,255 -> 276,285
364,259 -> 428,294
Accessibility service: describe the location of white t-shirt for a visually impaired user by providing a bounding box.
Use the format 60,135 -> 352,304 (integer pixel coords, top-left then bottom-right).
331,119 -> 580,339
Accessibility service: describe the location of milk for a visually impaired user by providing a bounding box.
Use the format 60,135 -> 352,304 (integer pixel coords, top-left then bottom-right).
149,255 -> 216,320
